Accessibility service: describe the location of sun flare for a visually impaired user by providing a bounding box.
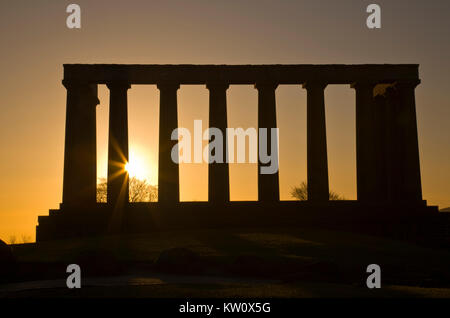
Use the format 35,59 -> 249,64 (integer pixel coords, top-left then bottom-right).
125,154 -> 148,180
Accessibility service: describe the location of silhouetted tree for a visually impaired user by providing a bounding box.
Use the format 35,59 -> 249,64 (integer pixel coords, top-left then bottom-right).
97,177 -> 158,202
148,185 -> 158,202
291,182 -> 308,201
97,178 -> 108,203
129,177 -> 158,202
290,181 -> 345,201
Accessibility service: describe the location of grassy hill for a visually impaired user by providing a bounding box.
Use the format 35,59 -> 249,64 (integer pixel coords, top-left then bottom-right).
4,226 -> 450,297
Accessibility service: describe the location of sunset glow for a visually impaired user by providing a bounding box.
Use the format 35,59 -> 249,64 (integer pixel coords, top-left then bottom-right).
0,1 -> 449,243
125,150 -> 150,181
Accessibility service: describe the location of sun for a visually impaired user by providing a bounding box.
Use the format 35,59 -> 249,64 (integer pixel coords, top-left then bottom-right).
125,154 -> 148,180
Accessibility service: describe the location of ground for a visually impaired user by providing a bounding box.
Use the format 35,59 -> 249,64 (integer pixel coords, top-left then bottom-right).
2,226 -> 450,297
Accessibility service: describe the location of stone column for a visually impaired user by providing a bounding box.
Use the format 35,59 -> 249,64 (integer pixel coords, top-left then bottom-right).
352,81 -> 378,202
207,83 -> 230,203
373,93 -> 390,202
62,81 -> 99,206
303,82 -> 330,201
391,80 -> 423,202
255,82 -> 280,202
107,82 -> 130,206
157,83 -> 180,203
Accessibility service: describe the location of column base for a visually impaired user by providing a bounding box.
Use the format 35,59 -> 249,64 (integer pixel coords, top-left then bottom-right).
36,201 -> 439,242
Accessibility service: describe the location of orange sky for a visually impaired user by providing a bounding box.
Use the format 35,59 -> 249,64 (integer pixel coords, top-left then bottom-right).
0,0 -> 449,242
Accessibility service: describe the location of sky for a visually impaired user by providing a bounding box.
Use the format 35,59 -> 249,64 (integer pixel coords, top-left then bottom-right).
0,0 -> 449,242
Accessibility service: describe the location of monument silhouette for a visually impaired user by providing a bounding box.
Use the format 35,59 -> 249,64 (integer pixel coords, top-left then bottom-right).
36,64 -> 442,241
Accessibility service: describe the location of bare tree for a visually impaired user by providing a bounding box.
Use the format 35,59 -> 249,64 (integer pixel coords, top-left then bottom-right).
97,177 -> 158,202
97,177 -> 107,203
290,181 -> 345,201
329,190 -> 345,201
129,176 -> 149,202
290,182 -> 308,201
147,184 -> 158,202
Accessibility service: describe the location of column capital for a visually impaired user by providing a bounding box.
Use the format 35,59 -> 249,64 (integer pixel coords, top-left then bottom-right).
62,79 -> 98,89
62,80 -> 100,105
62,79 -> 85,89
106,81 -> 131,90
206,82 -> 229,91
157,82 -> 180,90
254,81 -> 278,90
302,81 -> 328,90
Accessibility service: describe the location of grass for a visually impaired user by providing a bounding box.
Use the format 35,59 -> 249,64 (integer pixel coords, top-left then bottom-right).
13,226 -> 450,266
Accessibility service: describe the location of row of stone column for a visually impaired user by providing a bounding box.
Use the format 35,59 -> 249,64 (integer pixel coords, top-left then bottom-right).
157,82 -> 284,204
354,80 -> 422,203
61,80 -> 422,207
155,82 -> 330,204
